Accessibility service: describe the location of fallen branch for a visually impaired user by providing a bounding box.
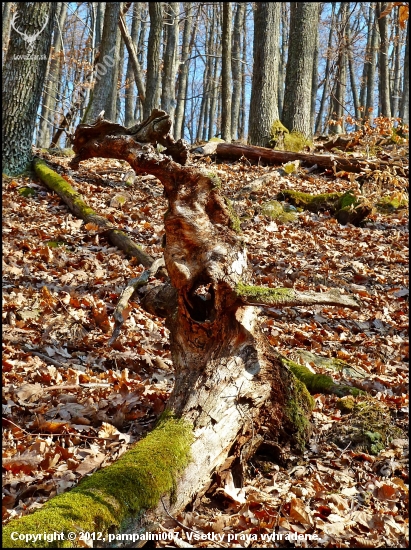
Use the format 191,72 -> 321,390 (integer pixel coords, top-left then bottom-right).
236,284 -> 360,310
214,142 -> 408,176
109,258 -> 166,345
33,157 -> 154,267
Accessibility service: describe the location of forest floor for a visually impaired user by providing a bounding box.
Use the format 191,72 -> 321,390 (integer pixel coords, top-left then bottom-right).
2,138 -> 409,548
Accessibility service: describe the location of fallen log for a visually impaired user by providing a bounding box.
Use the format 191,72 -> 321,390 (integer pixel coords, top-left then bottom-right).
277,189 -> 373,226
3,111 -> 364,547
214,142 -> 408,176
32,157 -> 154,267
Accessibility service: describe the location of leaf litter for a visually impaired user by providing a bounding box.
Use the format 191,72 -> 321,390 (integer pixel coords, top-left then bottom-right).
2,141 -> 408,547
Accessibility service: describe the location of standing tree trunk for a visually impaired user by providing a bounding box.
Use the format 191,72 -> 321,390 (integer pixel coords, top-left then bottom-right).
86,2 -> 122,123
278,3 -> 288,120
143,2 -> 163,119
2,2 -> 57,175
161,2 -> 179,125
315,2 -> 335,135
282,2 -> 320,138
221,2 -> 232,142
376,2 -> 392,117
231,2 -> 246,140
248,2 -> 281,147
359,3 -> 373,114
38,3 -> 68,147
174,3 -> 195,141
347,18 -> 361,123
310,9 -> 320,135
124,4 -> 141,127
329,2 -> 348,135
399,17 -> 409,123
2,1 -> 13,60
238,10 -> 247,140
366,7 -> 379,124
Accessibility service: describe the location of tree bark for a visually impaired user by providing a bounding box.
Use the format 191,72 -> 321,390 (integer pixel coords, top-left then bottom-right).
329,2 -> 348,135
376,2 -> 392,117
315,2 -> 335,134
231,2 -> 245,140
221,2 -> 232,142
143,3 -> 163,119
248,2 -> 280,147
399,17 -> 409,123
87,2 -> 122,122
2,2 -> 57,176
161,2 -> 179,123
2,1 -> 13,61
366,6 -> 379,124
38,3 -> 68,148
124,4 -> 141,127
174,3 -> 195,141
282,2 -> 320,138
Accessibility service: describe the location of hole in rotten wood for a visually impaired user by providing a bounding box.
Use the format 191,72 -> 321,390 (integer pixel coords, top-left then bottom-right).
185,280 -> 216,323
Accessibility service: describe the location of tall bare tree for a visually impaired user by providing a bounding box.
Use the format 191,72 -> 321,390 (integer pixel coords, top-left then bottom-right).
221,2 -> 232,142
376,1 -> 392,117
143,2 -> 163,119
161,2 -> 179,123
248,2 -> 281,147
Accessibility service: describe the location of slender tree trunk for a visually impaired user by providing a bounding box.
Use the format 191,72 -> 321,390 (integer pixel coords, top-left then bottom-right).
208,7 -> 220,140
38,3 -> 68,147
347,19 -> 361,122
2,2 -> 57,175
221,2 -> 232,142
86,2 -> 122,122
390,8 -> 401,118
143,2 -> 163,119
116,34 -> 125,123
239,11 -> 247,140
399,18 -> 409,123
124,4 -> 141,127
329,2 -> 348,134
2,1 -> 13,60
161,2 -> 179,123
278,3 -> 288,120
174,3 -> 194,140
248,2 -> 280,146
366,7 -> 378,124
231,2 -> 245,140
315,2 -> 335,134
359,3 -> 373,114
376,2 -> 391,117
282,2 -> 320,138
95,2 -> 106,47
310,9 -> 320,135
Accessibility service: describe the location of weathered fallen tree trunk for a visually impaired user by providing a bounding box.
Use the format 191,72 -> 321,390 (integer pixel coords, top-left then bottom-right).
277,189 -> 372,226
32,157 -> 154,267
2,111 -> 363,547
214,142 -> 408,176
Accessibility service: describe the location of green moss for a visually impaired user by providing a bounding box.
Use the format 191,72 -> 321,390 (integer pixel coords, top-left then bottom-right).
33,157 -> 97,219
377,194 -> 408,212
269,120 -> 289,148
206,171 -> 222,189
236,283 -> 295,305
224,197 -> 241,233
2,414 -> 193,548
283,373 -> 314,451
209,137 -> 225,143
261,200 -> 297,223
283,131 -> 312,153
327,397 -> 404,455
18,187 -> 36,198
277,189 -> 342,212
338,191 -> 357,209
280,357 -> 363,397
46,240 -> 66,248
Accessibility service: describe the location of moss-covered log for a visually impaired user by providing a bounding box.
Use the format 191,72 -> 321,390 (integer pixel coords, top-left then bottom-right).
279,356 -> 364,398
2,414 -> 193,548
236,283 -> 360,310
277,189 -> 372,226
32,157 -> 154,267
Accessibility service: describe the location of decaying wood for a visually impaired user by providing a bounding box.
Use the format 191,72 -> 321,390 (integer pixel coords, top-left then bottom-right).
4,111 -> 364,545
33,157 -> 154,267
213,142 -> 408,176
68,110 -> 362,518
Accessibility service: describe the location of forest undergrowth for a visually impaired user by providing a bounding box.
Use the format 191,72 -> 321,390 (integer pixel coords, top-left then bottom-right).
2,136 -> 409,548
